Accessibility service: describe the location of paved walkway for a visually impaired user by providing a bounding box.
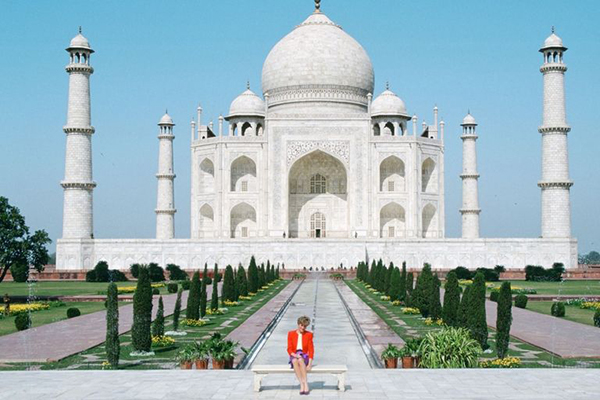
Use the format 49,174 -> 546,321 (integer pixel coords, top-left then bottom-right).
1,369 -> 599,399
0,284 -> 234,362
485,299 -> 600,358
252,276 -> 371,369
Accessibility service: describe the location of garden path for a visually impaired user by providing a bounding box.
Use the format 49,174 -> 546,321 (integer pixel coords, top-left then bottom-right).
486,299 -> 600,358
0,284 -> 221,363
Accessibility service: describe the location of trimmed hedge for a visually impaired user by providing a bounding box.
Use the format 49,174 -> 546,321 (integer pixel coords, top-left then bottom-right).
167,283 -> 178,294
489,291 -> 499,302
594,310 -> 600,328
15,313 -> 31,331
181,280 -> 191,290
514,294 -> 528,309
67,307 -> 81,318
551,302 -> 566,317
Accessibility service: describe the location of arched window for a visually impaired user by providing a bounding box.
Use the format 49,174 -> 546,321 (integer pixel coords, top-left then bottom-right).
231,156 -> 257,191
257,124 -> 263,136
230,202 -> 256,238
380,202 -> 406,238
241,122 -> 252,136
310,174 -> 327,194
422,158 -> 437,193
199,203 -> 214,236
310,212 -> 326,238
380,156 -> 405,192
373,124 -> 380,136
383,122 -> 395,136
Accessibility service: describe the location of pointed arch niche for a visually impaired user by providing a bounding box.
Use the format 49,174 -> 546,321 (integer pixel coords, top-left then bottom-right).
380,156 -> 405,192
288,150 -> 348,238
199,203 -> 214,237
380,202 -> 406,238
230,156 -> 257,192
230,202 -> 256,238
421,157 -> 437,193
199,158 -> 215,193
422,203 -> 437,238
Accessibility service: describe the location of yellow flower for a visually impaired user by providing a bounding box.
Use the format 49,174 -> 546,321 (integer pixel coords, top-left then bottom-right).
401,307 -> 421,315
380,295 -> 391,301
181,319 -> 207,327
152,335 -> 175,347
391,300 -> 402,306
223,300 -> 240,306
0,303 -> 50,316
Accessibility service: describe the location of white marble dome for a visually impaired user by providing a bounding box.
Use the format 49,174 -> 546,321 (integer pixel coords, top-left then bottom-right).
371,89 -> 408,117
68,33 -> 93,51
462,113 -> 477,125
158,112 -> 174,125
541,32 -> 565,49
261,12 -> 374,96
228,88 -> 265,117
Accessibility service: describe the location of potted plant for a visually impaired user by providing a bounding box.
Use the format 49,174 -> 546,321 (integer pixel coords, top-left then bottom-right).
193,341 -> 210,370
399,345 -> 413,369
176,345 -> 195,369
208,333 -> 239,369
381,343 -> 400,368
403,337 -> 423,368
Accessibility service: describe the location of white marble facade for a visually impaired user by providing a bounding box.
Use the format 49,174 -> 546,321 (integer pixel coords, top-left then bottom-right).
57,8 -> 578,270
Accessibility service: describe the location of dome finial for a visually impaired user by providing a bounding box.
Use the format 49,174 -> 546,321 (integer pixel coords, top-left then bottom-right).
78,26 -> 82,34
552,25 -> 555,34
385,81 -> 390,90
315,0 -> 321,12
247,80 -> 250,90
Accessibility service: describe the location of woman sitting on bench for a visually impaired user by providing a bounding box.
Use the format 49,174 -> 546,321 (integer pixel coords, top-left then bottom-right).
287,315 -> 314,395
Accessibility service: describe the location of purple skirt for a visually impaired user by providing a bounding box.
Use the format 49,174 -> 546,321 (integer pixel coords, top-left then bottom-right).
289,350 -> 309,368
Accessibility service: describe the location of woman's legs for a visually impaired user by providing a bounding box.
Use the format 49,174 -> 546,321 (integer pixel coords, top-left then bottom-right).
297,359 -> 308,391
291,358 -> 303,389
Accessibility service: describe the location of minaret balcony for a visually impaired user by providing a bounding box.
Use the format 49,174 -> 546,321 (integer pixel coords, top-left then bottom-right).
65,64 -> 94,74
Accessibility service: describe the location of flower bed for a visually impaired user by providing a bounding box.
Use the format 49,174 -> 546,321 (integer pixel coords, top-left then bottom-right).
117,283 -> 165,294
222,300 -> 240,307
181,318 -> 208,327
238,295 -> 253,301
152,335 -> 175,347
424,317 -> 444,326
480,357 -> 521,368
206,308 -> 227,316
401,307 -> 421,315
0,302 -> 50,316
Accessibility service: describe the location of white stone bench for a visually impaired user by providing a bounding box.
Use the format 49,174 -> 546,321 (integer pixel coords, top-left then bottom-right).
251,364 -> 348,392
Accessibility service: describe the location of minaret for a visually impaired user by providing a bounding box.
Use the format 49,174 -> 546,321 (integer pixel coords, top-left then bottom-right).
538,29 -> 572,238
460,112 -> 481,238
61,28 -> 96,239
155,112 -> 176,239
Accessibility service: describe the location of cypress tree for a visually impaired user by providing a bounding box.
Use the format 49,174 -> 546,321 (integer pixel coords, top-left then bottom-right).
467,272 -> 488,349
430,274 -> 443,320
106,282 -> 120,368
211,264 -> 219,310
413,264 -> 433,317
237,266 -> 248,297
405,272 -> 414,306
376,259 -> 383,292
442,271 -> 460,327
173,287 -> 182,331
258,263 -> 266,288
457,285 -> 471,328
132,266 -> 153,352
276,265 -> 280,280
496,282 -> 513,358
389,267 -> 401,301
233,265 -> 239,301
152,296 -> 165,337
369,260 -> 376,286
385,262 -> 394,296
186,271 -> 201,320
200,279 -> 207,318
266,261 -> 272,283
222,265 -> 235,303
399,262 -> 407,302
248,256 -> 259,293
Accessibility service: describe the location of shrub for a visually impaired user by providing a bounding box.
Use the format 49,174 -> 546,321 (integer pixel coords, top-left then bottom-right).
248,257 -> 259,293
181,280 -> 191,290
237,266 -> 248,298
405,272 -> 414,306
67,307 -> 81,318
594,310 -> 600,328
148,263 -> 165,282
413,263 -> 434,317
442,271 -> 460,327
186,271 -> 201,320
10,263 -> 29,283
93,261 -> 110,282
418,327 -> 482,368
467,272 -> 488,349
86,261 -> 128,283
85,269 -> 97,282
525,263 -> 564,282
475,267 -> 500,282
496,282 -> 513,359
173,288 -> 182,331
109,270 -> 128,282
106,282 -> 120,368
398,262 -> 407,302
130,263 -> 141,279
551,302 -> 566,317
457,285 -> 471,328
152,296 -> 165,337
15,313 -> 31,331
132,266 -> 153,352
152,288 -> 159,295
221,265 -> 235,303
389,267 -> 401,302
167,283 -> 178,294
451,266 -> 473,280
200,274 -> 208,319
258,264 -> 265,289
211,264 -> 220,311
490,291 -> 499,302
166,264 -> 188,281
430,274 -> 442,320
514,294 -> 528,309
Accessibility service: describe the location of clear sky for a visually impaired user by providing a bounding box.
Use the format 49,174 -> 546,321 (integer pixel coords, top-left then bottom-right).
0,0 -> 598,254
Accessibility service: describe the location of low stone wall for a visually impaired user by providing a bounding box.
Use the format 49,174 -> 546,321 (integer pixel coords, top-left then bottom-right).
56,237 -> 579,271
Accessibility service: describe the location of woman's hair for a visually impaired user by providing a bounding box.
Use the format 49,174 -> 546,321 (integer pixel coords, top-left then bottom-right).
297,316 -> 311,327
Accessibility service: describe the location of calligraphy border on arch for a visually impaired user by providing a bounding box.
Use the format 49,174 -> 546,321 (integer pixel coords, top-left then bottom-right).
286,140 -> 350,166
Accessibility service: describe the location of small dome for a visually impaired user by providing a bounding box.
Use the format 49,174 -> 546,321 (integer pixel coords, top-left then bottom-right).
371,89 -> 408,117
461,113 -> 477,126
67,32 -> 93,52
158,112 -> 174,125
261,12 -> 374,97
228,89 -> 265,118
540,31 -> 566,51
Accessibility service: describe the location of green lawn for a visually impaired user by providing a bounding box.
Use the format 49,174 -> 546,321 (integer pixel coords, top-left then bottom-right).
488,280 -> 600,296
0,302 -> 117,336
346,279 -> 600,368
0,279 -> 290,370
525,301 -> 598,327
0,281 -> 171,297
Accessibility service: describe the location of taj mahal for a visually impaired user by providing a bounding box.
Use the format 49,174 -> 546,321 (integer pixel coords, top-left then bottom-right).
56,2 -> 577,271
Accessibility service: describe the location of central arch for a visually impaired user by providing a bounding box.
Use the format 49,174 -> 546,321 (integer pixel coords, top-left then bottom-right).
288,150 -> 348,238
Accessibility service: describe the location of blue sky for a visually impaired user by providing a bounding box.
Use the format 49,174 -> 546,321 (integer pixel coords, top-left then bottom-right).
0,0 -> 598,254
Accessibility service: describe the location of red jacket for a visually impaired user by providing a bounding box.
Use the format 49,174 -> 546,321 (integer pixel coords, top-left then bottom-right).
287,330 -> 314,360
